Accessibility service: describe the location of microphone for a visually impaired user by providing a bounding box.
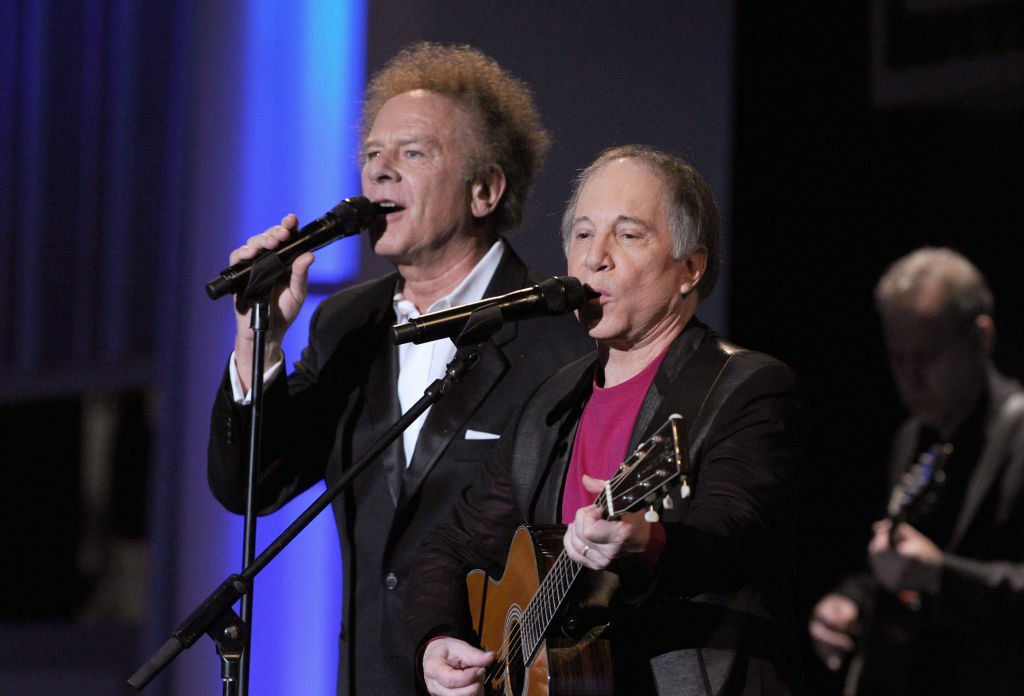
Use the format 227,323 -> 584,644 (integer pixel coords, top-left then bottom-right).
205,196 -> 395,300
392,276 -> 590,345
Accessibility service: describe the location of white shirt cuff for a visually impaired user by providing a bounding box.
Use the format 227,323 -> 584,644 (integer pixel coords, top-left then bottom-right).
229,351 -> 284,404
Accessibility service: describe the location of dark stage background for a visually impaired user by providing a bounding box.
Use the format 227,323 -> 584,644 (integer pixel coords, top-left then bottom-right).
1,1 -> 1021,694
733,4 -> 1024,692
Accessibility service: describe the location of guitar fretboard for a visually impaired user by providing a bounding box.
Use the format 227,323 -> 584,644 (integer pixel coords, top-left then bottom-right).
519,551 -> 583,660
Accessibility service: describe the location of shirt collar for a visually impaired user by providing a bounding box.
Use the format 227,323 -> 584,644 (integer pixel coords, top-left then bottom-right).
393,239 -> 505,322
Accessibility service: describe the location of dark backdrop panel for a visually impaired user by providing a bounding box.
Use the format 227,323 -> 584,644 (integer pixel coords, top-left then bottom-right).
732,4 -> 1024,693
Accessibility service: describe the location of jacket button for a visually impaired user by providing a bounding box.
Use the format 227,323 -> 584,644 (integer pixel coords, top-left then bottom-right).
384,572 -> 399,590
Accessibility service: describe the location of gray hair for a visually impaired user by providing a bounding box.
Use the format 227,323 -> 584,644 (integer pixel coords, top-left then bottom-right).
560,144 -> 720,298
875,246 -> 993,322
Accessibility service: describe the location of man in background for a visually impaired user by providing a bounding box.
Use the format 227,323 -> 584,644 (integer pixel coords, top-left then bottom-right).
809,247 -> 1024,694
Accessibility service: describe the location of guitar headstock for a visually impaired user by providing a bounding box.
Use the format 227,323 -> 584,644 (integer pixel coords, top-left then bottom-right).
597,414 -> 692,523
887,441 -> 954,526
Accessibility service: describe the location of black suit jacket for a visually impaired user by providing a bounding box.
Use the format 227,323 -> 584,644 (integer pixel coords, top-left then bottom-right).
208,242 -> 594,695
409,320 -> 804,695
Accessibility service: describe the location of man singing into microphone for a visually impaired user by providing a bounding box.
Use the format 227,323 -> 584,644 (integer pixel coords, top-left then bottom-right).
206,43 -> 592,696
409,145 -> 804,695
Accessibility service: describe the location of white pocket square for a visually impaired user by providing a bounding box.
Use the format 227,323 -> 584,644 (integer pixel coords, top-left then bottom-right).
465,429 -> 500,440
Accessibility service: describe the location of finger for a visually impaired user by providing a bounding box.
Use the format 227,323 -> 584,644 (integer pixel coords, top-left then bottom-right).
426,661 -> 489,694
581,474 -> 606,495
867,524 -> 891,554
563,527 -> 599,568
573,502 -> 606,532
808,618 -> 855,652
890,522 -> 922,548
232,226 -> 288,264
450,649 -> 495,670
808,621 -> 854,671
292,251 -> 315,276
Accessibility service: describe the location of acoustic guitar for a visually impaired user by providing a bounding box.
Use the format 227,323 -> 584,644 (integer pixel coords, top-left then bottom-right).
465,414 -> 692,696
843,441 -> 954,695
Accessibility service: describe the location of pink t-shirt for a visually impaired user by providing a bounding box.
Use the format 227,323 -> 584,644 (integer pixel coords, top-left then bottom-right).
560,349 -> 669,524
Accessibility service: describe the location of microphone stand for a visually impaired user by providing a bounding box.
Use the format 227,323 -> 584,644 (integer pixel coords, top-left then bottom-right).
128,304 -> 506,693
237,297 -> 269,695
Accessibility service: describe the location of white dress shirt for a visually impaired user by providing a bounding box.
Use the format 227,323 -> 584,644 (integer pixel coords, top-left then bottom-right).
231,239 -> 506,468
393,240 -> 504,466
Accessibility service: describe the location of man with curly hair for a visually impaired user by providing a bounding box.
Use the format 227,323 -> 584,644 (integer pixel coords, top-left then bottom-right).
207,43 -> 591,695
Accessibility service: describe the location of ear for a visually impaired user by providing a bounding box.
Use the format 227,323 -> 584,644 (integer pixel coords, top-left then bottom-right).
469,165 -> 507,219
975,314 -> 996,354
679,246 -> 708,296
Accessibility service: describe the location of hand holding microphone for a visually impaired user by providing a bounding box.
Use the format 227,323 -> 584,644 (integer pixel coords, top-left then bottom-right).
212,196 -> 394,392
206,195 -> 392,301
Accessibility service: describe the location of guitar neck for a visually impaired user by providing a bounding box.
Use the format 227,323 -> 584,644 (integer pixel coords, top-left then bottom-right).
519,550 -> 583,661
512,415 -> 688,664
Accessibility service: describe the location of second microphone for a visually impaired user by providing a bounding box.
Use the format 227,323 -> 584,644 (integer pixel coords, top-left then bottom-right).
392,276 -> 591,345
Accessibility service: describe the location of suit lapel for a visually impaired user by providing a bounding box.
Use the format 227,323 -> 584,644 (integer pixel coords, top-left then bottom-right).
343,276 -> 405,508
628,323 -> 704,453
949,383 -> 1024,548
369,333 -> 404,507
516,355 -> 596,522
627,321 -> 729,452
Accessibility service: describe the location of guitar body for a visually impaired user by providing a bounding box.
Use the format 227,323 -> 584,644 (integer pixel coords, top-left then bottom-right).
844,443 -> 952,695
467,525 -> 613,696
844,592 -> 924,695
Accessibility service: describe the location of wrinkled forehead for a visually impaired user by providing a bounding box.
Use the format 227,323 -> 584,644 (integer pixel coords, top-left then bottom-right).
576,158 -> 670,219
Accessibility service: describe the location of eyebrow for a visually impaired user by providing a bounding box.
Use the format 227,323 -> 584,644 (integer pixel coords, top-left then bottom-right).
573,214 -> 655,230
363,134 -> 441,150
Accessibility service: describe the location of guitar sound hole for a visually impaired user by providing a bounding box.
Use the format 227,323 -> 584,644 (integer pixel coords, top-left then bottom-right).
491,614 -> 526,696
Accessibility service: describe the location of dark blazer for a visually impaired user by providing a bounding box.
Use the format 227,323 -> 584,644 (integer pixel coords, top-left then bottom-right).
408,320 -> 804,695
208,242 -> 594,695
837,368 -> 1024,695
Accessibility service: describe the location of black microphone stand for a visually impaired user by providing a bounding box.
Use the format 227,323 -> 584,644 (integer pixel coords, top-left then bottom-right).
128,302 -> 506,693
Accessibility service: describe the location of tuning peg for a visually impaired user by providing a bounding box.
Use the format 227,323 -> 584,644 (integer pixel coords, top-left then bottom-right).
680,479 -> 691,499
644,506 -> 660,523
662,494 -> 675,510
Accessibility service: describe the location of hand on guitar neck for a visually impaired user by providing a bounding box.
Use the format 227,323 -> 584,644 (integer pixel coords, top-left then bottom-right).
868,518 -> 943,597
562,474 -> 658,571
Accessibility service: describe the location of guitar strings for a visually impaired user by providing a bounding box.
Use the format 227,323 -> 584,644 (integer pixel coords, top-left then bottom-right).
479,451 -> 675,688
481,470 -> 638,683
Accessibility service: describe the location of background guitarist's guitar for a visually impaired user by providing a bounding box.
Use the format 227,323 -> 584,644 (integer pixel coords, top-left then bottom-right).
465,414 -> 692,696
843,441 -> 954,696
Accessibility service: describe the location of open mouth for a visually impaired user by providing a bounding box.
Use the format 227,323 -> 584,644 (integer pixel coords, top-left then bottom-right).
372,200 -> 404,215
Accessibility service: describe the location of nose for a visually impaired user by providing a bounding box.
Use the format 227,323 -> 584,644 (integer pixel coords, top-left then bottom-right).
364,151 -> 400,184
584,233 -> 612,273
